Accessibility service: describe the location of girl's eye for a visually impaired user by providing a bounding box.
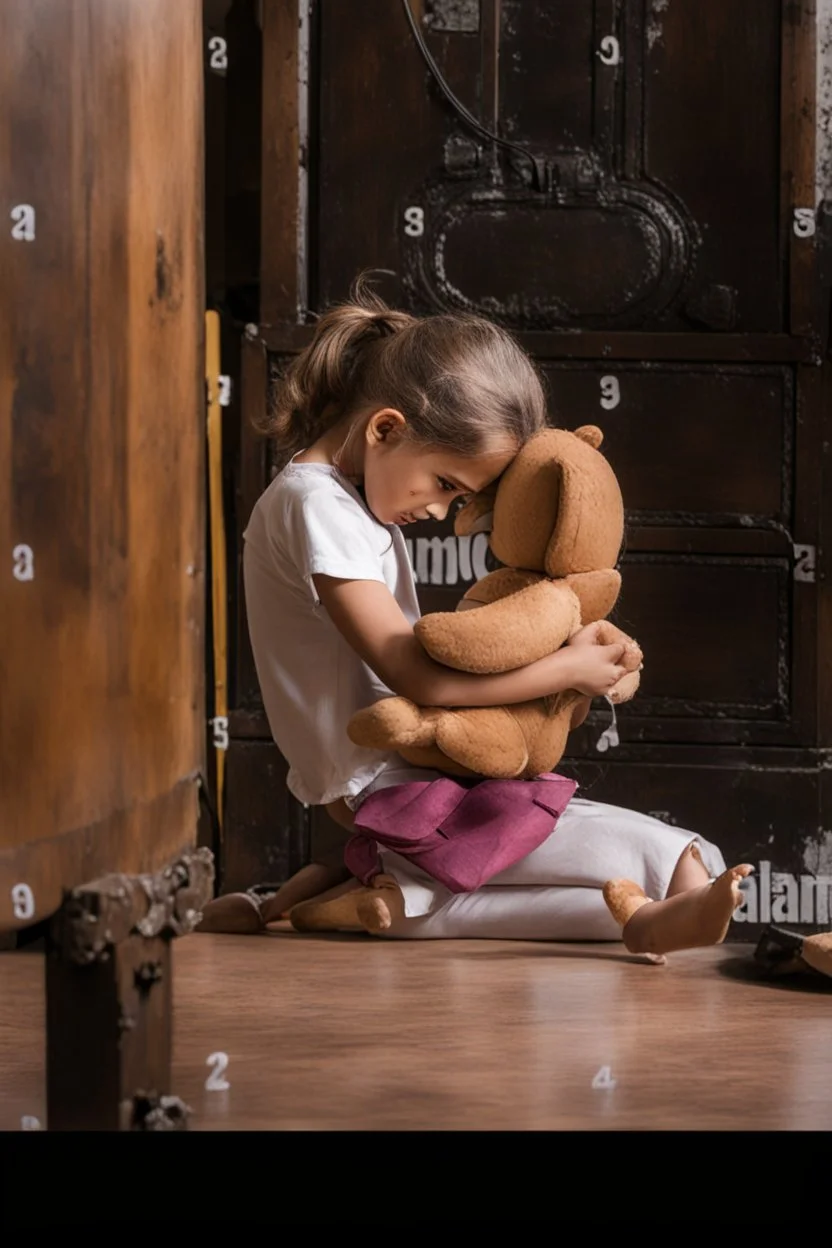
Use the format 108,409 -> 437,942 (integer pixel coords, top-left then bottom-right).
438,477 -> 458,493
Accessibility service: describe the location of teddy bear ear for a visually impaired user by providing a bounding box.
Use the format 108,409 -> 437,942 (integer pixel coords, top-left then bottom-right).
574,425 -> 604,448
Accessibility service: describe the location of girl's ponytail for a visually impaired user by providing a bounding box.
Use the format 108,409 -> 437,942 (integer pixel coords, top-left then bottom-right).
265,276 -> 415,468
258,272 -> 547,475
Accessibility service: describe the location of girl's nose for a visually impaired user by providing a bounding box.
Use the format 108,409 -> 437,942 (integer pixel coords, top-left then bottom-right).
425,502 -> 449,522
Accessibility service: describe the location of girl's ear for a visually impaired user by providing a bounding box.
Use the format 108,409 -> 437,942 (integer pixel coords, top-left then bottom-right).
367,408 -> 408,443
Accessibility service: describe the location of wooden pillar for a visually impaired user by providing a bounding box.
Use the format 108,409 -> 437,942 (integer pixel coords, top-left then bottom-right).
46,849 -> 213,1131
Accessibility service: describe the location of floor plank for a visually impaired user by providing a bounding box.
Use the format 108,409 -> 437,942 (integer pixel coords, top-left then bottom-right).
1,929 -> 830,1130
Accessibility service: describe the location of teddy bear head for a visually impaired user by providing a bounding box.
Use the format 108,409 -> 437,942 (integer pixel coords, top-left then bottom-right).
454,425 -> 624,578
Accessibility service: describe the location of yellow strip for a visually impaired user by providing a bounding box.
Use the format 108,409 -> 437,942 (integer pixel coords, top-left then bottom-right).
205,310 -> 227,831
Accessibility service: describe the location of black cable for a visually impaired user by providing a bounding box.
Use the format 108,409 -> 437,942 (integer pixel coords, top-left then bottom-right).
197,772 -> 222,844
400,0 -> 547,192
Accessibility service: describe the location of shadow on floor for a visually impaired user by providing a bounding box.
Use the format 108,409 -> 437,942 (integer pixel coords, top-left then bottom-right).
716,953 -> 832,993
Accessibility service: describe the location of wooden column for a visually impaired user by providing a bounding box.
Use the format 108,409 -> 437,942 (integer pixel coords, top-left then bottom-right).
46,848 -> 214,1131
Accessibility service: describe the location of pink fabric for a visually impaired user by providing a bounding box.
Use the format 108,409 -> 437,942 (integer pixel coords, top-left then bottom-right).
345,772 -> 578,893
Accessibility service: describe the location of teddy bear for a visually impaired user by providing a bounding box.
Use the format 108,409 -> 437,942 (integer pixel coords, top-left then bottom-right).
346,424 -> 643,780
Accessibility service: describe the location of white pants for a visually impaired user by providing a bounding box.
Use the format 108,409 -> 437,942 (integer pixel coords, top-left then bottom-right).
348,760 -> 727,942
375,796 -> 727,942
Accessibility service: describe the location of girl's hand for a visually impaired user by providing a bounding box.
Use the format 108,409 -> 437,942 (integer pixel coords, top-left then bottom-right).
566,622 -> 603,648
561,642 -> 628,697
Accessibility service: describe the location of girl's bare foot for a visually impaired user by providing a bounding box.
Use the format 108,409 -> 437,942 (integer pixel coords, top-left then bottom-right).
603,864 -> 754,955
195,892 -> 265,934
289,874 -> 404,934
259,863 -> 353,924
195,864 -> 354,933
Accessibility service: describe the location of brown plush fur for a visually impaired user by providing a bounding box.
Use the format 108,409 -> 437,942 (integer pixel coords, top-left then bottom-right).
347,426 -> 642,779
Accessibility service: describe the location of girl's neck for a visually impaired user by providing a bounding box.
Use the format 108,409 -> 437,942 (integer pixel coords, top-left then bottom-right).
298,413 -> 365,484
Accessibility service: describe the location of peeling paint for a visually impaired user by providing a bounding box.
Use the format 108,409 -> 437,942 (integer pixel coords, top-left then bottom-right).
818,0 -> 832,204
296,0 -> 310,318
803,829 -> 832,876
647,0 -> 670,53
423,0 -> 480,33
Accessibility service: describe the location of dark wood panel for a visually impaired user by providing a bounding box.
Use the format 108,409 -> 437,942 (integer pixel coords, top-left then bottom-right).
260,0 -> 305,323
315,0 -> 451,314
0,0 -> 205,918
309,0 -> 798,335
498,0 -> 600,151
819,363 -> 832,747
782,0 -> 821,340
543,364 -> 793,527
221,740 -> 308,892
612,555 -> 790,718
258,324 -> 817,362
204,0 -> 263,316
643,0 -> 783,332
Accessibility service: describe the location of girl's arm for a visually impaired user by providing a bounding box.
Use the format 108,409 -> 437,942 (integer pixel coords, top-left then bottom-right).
314,575 -> 628,707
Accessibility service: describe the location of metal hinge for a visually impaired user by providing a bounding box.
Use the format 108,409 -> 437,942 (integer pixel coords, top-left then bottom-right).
793,544 -> 816,583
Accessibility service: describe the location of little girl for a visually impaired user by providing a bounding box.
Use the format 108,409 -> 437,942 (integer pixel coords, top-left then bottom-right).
198,277 -> 752,954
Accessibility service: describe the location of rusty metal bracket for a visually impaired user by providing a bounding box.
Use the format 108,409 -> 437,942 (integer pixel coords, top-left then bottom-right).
130,1093 -> 192,1131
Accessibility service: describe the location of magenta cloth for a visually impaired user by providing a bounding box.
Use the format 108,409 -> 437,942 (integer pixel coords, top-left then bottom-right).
344,772 -> 578,893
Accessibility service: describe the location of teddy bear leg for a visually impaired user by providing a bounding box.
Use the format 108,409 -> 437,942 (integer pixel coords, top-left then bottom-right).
289,875 -> 405,934
602,864 -> 755,955
348,699 -> 442,751
436,708 -> 529,779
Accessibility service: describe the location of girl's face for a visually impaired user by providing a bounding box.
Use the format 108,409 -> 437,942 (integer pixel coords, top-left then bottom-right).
361,410 -> 516,528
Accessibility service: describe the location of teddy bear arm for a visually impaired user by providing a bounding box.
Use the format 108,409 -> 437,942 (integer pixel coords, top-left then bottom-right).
457,568 -> 543,610
415,582 -> 582,675
562,570 -> 621,623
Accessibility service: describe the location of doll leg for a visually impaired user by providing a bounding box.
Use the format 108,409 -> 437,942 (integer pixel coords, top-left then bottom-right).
365,799 -> 745,949
376,880 -> 625,942
479,798 -> 726,894
479,797 -> 749,954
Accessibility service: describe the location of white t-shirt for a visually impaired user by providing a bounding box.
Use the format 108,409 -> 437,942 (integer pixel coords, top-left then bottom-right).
242,457 -> 422,807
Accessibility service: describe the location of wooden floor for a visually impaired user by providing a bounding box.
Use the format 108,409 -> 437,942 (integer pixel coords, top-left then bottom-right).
1,928 -> 830,1131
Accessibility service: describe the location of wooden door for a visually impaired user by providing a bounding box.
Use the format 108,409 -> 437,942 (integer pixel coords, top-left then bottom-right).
0,0 -> 205,930
228,0 -> 832,939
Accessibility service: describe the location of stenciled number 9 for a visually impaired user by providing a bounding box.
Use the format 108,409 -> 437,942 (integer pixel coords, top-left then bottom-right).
600,376 -> 621,410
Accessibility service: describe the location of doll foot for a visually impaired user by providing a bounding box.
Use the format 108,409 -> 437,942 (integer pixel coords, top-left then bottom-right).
194,892 -> 265,934
603,864 -> 754,956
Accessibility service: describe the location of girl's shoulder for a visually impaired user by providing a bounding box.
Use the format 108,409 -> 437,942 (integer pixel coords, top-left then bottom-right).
257,460 -> 380,534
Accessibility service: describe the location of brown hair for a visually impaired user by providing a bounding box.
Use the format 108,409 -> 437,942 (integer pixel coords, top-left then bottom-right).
262,274 -> 548,470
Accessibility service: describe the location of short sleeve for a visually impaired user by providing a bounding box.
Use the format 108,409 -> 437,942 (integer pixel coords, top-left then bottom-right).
285,485 -> 388,605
